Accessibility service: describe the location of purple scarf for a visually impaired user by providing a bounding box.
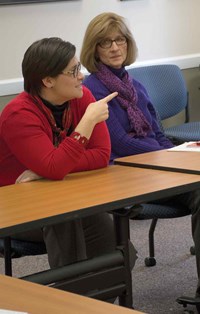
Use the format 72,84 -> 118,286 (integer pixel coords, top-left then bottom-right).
96,63 -> 152,137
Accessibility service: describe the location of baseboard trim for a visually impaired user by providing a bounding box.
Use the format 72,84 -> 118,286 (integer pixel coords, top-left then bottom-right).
0,53 -> 199,96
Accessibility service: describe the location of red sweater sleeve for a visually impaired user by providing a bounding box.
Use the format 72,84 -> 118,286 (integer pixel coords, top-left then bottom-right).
1,87 -> 111,182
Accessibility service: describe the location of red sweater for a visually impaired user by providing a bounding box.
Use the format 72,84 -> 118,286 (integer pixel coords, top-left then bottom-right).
0,86 -> 111,186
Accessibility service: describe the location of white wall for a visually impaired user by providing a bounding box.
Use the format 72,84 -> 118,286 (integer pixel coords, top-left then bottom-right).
0,0 -> 200,81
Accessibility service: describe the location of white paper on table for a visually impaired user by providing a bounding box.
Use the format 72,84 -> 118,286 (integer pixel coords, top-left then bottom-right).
0,310 -> 28,314
168,142 -> 200,152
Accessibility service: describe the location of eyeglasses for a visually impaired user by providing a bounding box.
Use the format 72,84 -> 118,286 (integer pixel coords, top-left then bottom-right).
98,36 -> 127,49
61,62 -> 81,78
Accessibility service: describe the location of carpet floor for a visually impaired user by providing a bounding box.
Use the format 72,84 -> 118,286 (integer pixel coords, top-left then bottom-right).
0,215 -> 198,313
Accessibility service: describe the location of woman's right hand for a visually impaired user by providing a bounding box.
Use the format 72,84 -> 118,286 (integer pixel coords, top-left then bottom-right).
74,92 -> 118,141
15,170 -> 42,184
85,92 -> 118,124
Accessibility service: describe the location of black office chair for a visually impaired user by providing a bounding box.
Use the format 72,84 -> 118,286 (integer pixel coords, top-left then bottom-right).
135,203 -> 194,267
128,64 -> 200,145
126,65 -> 195,266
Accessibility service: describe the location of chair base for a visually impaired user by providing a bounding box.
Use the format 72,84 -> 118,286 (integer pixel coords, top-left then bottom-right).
176,296 -> 200,313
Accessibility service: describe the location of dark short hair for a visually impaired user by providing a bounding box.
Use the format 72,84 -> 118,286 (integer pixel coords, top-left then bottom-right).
80,12 -> 138,73
22,37 -> 76,95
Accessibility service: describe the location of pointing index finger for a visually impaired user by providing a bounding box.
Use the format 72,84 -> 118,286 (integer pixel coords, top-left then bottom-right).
101,92 -> 118,103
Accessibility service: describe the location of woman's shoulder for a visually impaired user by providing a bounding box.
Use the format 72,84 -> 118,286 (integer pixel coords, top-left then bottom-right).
83,73 -> 109,100
1,92 -> 32,118
83,72 -> 97,83
84,72 -> 104,87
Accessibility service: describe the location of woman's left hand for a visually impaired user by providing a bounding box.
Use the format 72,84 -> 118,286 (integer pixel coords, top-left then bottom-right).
15,170 -> 42,183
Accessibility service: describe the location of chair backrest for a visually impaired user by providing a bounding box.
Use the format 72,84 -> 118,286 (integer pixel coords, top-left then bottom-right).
127,64 -> 188,121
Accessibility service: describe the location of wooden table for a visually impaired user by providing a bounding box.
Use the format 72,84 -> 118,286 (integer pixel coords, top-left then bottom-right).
114,150 -> 200,175
1,165 -> 200,236
1,165 -> 200,309
0,274 -> 144,314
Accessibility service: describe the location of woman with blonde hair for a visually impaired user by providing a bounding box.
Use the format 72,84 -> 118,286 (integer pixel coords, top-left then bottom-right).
81,12 -> 200,310
80,12 -> 173,163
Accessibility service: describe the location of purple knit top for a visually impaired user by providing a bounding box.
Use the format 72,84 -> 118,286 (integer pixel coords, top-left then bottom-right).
83,66 -> 174,163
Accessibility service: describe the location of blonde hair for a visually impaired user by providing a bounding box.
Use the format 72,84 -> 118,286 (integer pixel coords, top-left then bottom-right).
80,12 -> 138,73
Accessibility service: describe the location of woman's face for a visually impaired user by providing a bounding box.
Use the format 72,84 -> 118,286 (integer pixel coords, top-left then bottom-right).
42,56 -> 84,105
96,30 -> 127,69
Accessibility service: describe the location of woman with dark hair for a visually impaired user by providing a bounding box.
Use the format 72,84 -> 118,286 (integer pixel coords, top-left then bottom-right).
0,37 -> 119,269
80,12 -> 200,307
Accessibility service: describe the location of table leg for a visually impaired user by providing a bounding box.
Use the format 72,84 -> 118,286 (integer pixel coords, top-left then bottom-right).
4,237 -> 12,276
112,208 -> 134,309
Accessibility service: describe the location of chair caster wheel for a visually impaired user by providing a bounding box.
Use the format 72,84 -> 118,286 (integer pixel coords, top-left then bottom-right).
144,257 -> 156,267
190,246 -> 195,255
